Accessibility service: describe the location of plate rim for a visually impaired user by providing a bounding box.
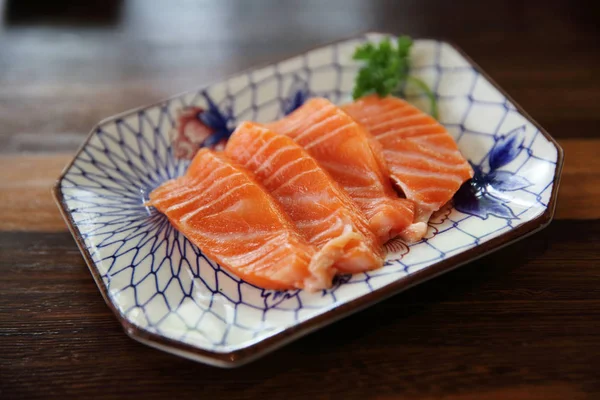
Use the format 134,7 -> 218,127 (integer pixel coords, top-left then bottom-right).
52,31 -> 565,368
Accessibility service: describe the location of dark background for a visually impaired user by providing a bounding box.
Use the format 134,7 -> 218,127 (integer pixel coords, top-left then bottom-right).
1,1 -> 599,399
0,0 -> 598,154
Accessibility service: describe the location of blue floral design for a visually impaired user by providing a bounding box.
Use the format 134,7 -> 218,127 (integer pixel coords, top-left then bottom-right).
199,91 -> 235,146
454,126 -> 532,219
282,76 -> 310,115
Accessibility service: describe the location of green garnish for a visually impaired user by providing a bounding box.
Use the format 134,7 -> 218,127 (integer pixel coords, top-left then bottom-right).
352,36 -> 438,119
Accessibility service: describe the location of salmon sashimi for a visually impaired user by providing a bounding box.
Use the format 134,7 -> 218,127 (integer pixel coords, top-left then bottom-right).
225,121 -> 384,273
147,149 -> 336,291
267,97 -> 423,243
343,95 -> 474,223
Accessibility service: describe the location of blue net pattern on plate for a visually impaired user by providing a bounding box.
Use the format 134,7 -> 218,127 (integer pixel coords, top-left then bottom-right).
59,35 -> 558,352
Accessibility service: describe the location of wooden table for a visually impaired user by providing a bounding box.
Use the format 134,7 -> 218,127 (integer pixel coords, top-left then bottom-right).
1,1 -> 599,399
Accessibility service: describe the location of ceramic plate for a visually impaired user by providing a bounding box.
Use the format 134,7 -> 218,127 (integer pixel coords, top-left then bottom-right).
54,32 -> 563,367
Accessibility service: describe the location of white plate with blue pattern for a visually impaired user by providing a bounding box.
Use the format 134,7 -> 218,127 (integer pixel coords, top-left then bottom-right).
54,32 -> 563,368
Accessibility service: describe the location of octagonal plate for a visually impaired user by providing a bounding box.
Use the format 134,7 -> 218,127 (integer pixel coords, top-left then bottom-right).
54,32 -> 563,367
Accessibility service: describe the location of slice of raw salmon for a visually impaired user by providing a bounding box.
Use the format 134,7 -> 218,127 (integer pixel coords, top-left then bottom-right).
343,95 -> 474,223
147,149 -> 335,291
225,121 -> 384,273
267,97 -> 422,243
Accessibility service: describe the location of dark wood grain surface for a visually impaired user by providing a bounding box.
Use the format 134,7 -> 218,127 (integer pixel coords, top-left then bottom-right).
2,223 -> 599,399
1,1 -> 599,399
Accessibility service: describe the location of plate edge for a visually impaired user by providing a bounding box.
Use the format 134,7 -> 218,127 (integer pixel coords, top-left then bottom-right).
51,30 -> 565,368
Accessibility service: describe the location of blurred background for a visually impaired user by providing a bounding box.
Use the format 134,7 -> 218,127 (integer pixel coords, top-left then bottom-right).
0,0 -> 598,154
2,2 -> 600,398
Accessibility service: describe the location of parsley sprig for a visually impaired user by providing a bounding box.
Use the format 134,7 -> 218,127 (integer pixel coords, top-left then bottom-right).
352,36 -> 438,119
